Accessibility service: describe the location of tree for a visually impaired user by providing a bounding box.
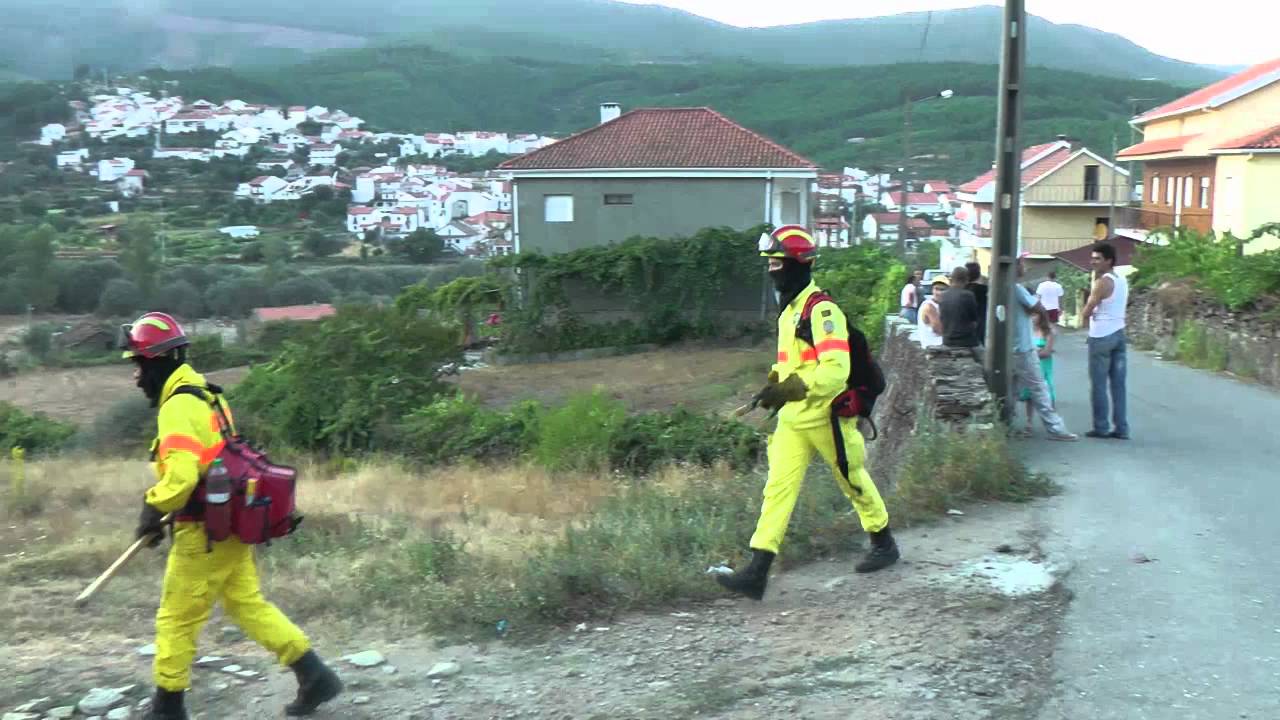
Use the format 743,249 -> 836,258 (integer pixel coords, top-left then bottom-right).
262,237 -> 293,267
155,280 -> 205,319
205,276 -> 270,318
96,278 -> 143,317
303,230 -> 346,258
395,229 -> 444,264
118,220 -> 159,301
73,63 -> 92,81
57,259 -> 124,314
19,192 -> 48,218
269,276 -> 336,307
15,225 -> 58,310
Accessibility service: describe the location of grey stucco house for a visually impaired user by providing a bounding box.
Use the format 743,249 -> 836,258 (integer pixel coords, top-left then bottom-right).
499,104 -> 819,255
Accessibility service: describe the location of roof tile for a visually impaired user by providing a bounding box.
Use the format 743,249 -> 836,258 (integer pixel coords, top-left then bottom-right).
1214,123 -> 1280,151
1117,134 -> 1201,158
499,107 -> 815,170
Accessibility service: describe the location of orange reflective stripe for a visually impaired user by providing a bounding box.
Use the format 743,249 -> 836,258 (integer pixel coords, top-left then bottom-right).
201,439 -> 226,465
157,434 -> 204,458
158,434 -> 224,465
799,347 -> 818,362
815,338 -> 850,356
777,351 -> 789,362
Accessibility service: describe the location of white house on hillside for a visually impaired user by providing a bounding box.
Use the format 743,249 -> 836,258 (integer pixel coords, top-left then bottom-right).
56,148 -> 89,169
40,123 -> 66,145
310,143 -> 340,166
97,158 -> 135,182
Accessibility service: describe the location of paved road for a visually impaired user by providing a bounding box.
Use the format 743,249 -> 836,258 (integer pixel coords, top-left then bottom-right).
1034,332 -> 1280,720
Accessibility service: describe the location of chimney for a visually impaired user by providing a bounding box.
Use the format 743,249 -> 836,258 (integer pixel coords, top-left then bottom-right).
600,102 -> 621,125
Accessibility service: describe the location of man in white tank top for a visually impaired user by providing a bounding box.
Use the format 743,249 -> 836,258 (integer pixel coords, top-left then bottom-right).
1082,241 -> 1130,439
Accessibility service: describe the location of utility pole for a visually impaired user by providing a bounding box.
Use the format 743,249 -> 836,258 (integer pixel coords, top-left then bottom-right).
1108,133 -> 1118,233
898,95 -> 913,257
984,0 -> 1027,420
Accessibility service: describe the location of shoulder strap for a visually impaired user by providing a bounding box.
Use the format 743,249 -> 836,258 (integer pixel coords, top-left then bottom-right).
168,384 -> 236,440
800,291 -> 833,321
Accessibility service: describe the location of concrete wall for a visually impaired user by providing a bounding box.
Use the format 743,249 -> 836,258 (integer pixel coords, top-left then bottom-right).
1022,206 -> 1114,255
867,316 -> 994,488
1214,154 -> 1280,250
1127,285 -> 1280,388
515,177 -> 772,255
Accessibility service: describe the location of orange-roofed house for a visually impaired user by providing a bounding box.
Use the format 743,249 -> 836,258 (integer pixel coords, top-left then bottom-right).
955,137 -> 1130,270
498,103 -> 818,254
1118,58 -> 1280,252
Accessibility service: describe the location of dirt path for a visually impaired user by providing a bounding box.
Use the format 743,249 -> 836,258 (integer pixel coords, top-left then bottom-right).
1,503 -> 1066,720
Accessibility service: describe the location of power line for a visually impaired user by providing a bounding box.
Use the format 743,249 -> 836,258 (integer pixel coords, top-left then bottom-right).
918,11 -> 934,59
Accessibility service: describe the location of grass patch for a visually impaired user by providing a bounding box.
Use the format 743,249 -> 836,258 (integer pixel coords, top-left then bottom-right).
1173,320 -> 1228,372
889,416 -> 1057,524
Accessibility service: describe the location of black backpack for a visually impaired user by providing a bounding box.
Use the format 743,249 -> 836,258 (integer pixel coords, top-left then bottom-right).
796,291 -> 888,439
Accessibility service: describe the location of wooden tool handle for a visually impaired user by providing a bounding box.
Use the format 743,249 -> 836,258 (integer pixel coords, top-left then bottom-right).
74,514 -> 171,607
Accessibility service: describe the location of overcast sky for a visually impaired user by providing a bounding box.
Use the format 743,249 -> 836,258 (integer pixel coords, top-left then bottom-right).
619,0 -> 1277,67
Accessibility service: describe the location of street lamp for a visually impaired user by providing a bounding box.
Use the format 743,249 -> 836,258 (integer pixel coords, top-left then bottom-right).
899,89 -> 954,256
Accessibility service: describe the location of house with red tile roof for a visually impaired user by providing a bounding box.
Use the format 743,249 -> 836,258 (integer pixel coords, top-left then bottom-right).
1117,57 -> 1280,252
955,138 -> 1130,268
498,104 -> 817,254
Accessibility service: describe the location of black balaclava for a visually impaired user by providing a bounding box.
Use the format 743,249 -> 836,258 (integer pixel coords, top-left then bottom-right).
769,258 -> 813,310
136,354 -> 184,408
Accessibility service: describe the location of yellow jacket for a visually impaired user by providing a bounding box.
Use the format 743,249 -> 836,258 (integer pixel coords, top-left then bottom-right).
770,282 -> 851,430
145,364 -> 233,514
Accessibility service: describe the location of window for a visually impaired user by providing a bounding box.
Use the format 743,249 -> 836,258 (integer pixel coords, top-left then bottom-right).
1183,175 -> 1194,206
1200,177 -> 1210,209
603,193 -> 634,205
1166,177 -> 1175,205
780,191 -> 801,224
544,195 -> 574,222
1151,175 -> 1160,203
1084,164 -> 1100,201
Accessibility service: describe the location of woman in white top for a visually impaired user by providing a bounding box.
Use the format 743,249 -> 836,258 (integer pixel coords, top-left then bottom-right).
917,276 -> 948,348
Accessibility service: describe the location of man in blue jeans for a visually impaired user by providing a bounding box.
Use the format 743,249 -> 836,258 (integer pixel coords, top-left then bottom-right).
1081,242 -> 1130,439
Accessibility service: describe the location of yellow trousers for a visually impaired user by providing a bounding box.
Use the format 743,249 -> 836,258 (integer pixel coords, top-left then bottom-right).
154,525 -> 310,691
749,418 -> 889,555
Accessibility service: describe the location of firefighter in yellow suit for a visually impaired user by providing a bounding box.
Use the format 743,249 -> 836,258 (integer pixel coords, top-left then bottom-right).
716,227 -> 899,600
121,312 -> 342,719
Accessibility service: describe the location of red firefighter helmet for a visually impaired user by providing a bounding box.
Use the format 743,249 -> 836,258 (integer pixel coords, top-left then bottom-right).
758,225 -> 818,263
119,311 -> 189,360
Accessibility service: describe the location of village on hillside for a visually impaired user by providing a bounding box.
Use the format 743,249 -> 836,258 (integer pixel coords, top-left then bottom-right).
36,86 -> 556,258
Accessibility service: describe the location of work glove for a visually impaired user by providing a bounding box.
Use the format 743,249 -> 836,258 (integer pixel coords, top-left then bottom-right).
756,374 -> 808,411
136,500 -> 166,548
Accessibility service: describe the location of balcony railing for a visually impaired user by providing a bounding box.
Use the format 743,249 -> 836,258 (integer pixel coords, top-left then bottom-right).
1021,183 -> 1133,205
1112,205 -> 1211,234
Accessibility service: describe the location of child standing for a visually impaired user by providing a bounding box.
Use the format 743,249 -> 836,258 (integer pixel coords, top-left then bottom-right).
1020,312 -> 1057,433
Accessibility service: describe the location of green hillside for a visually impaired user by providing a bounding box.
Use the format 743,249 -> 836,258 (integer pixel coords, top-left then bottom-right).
0,0 -> 1224,86
150,49 -> 1186,181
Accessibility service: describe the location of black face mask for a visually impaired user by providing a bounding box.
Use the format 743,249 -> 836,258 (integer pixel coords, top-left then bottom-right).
769,258 -> 812,309
136,356 -> 182,408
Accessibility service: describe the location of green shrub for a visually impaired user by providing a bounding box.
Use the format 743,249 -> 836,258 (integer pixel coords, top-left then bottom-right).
1134,225 -> 1280,310
609,408 -> 764,476
96,278 -> 143,317
76,396 -> 154,454
20,323 -> 55,361
396,394 -> 540,464
230,305 -> 459,453
0,402 -> 77,455
533,390 -> 627,472
187,334 -> 268,372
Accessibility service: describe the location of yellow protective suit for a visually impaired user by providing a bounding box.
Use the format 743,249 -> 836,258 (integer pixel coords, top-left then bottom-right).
146,363 -> 310,692
749,282 -> 889,555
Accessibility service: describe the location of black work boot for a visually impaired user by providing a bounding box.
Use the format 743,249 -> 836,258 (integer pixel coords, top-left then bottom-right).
285,650 -> 343,716
715,549 -> 775,600
855,528 -> 901,573
143,688 -> 188,720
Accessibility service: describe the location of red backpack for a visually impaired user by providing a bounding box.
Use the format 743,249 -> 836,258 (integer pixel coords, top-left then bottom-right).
166,384 -> 302,546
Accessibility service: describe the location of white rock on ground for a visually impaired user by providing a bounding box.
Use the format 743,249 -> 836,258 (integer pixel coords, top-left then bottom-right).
45,708 -> 76,720
13,697 -> 50,713
136,644 -> 156,657
77,688 -> 129,716
194,656 -> 225,667
2,712 -> 38,720
343,651 -> 385,668
106,708 -> 131,720
221,665 -> 243,674
425,662 -> 461,679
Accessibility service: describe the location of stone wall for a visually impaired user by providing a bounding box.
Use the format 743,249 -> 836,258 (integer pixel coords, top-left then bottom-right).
867,316 -> 994,487
1127,284 -> 1280,388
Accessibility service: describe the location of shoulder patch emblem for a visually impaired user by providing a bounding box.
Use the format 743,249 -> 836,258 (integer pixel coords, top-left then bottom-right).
821,309 -> 833,317
823,319 -> 836,334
